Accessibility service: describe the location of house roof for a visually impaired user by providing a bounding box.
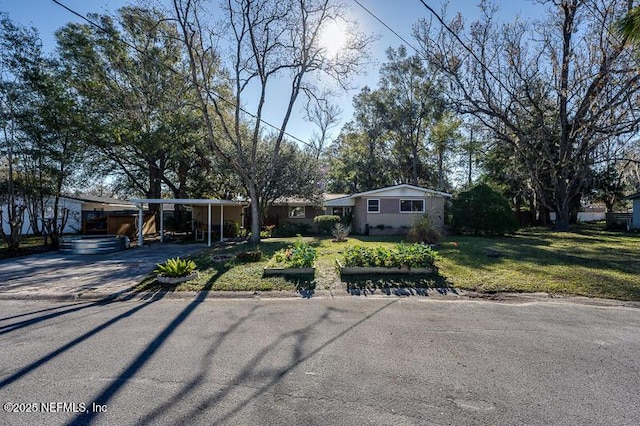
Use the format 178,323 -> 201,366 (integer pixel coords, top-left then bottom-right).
271,193 -> 348,206
324,184 -> 452,207
66,194 -> 135,207
624,191 -> 640,200
130,198 -> 247,206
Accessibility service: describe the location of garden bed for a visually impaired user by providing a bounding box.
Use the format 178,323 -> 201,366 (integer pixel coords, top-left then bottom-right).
336,259 -> 432,275
262,266 -> 315,277
157,272 -> 199,284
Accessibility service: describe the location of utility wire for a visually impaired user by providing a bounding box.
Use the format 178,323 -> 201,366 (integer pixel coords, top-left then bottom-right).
351,0 -> 423,55
51,0 -> 320,152
349,0 -> 524,109
416,0 -> 505,90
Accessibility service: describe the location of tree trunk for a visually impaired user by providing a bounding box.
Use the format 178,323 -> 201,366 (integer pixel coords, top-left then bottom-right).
147,161 -> 162,216
554,181 -> 571,231
437,151 -> 445,190
247,182 -> 261,244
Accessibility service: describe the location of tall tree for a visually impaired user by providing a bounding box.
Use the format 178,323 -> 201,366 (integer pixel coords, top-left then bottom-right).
327,86 -> 395,193
18,56 -> 85,245
0,16 -> 38,249
56,6 -> 207,211
415,0 -> 640,230
172,0 -> 372,242
376,45 -> 448,186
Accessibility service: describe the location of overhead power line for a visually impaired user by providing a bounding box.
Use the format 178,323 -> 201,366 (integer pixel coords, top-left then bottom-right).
349,0 -> 524,109
351,0 -> 423,55
415,0 -> 505,88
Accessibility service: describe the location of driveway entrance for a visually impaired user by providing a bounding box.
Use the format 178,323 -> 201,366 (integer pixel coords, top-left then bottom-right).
0,243 -> 204,300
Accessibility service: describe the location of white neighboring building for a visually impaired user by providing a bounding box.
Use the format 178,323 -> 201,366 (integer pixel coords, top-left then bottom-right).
0,196 -> 83,236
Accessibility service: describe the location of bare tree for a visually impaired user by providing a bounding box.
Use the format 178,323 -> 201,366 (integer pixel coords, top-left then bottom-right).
415,0 -> 640,230
305,96 -> 341,159
172,0 -> 372,242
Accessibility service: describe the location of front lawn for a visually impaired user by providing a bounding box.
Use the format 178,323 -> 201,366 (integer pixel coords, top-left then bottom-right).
0,236 -> 58,259
137,225 -> 640,301
438,226 -> 640,300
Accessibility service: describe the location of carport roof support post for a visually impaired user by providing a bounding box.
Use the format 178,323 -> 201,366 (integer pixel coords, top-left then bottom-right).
137,204 -> 144,247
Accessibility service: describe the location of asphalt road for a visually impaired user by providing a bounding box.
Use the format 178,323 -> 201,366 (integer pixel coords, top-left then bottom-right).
0,297 -> 638,425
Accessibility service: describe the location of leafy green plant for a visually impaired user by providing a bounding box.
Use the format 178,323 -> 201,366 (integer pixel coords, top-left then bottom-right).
331,223 -> 350,242
270,237 -> 317,268
273,222 -> 312,237
342,244 -> 437,268
154,257 -> 197,278
451,184 -> 518,236
236,250 -> 263,262
224,220 -> 240,238
260,224 -> 276,239
407,214 -> 442,244
314,215 -> 341,234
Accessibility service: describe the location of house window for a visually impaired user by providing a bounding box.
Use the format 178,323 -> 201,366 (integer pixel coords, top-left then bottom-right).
400,199 -> 425,213
367,199 -> 380,213
289,206 -> 305,218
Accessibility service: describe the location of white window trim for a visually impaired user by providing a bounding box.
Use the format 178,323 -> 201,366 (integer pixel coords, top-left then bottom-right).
367,198 -> 380,214
288,206 -> 306,218
399,199 -> 425,213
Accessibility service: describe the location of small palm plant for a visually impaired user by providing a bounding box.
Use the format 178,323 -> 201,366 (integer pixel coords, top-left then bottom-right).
331,223 -> 350,242
154,257 -> 197,278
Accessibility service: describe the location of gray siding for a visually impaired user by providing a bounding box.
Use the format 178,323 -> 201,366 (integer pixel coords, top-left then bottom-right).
352,195 -> 447,234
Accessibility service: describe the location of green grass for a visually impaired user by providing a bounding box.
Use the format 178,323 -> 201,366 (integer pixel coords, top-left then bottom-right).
437,226 -> 640,300
0,235 -> 57,259
136,225 -> 640,301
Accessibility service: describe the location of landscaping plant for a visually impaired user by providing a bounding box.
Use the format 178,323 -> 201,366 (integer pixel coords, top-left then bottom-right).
236,250 -> 263,262
407,214 -> 441,244
273,222 -> 312,237
154,257 -> 197,278
342,244 -> 437,268
270,237 -> 317,268
451,184 -> 518,236
314,215 -> 341,234
331,223 -> 350,242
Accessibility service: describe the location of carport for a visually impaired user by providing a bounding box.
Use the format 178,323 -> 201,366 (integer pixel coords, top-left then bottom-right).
131,198 -> 247,247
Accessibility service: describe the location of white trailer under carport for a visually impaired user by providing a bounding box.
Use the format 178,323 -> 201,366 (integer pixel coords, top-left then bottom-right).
130,198 -> 248,247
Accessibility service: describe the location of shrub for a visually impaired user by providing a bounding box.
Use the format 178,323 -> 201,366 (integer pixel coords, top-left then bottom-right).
273,222 -> 313,237
154,257 -> 197,278
331,223 -> 350,242
270,237 -> 317,268
224,220 -> 240,238
451,184 -> 518,236
314,215 -> 341,234
236,250 -> 263,262
342,244 -> 437,268
260,224 -> 276,239
407,214 -> 442,244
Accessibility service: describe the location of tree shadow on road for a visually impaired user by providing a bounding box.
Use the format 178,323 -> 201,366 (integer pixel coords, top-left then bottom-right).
342,271 -> 458,297
134,299 -> 399,425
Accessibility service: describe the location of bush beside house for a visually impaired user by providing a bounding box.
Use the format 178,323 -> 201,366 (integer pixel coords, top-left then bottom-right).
314,215 -> 341,234
451,184 -> 518,236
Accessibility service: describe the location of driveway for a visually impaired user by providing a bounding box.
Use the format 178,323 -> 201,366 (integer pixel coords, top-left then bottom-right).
0,298 -> 638,425
0,243 -> 205,300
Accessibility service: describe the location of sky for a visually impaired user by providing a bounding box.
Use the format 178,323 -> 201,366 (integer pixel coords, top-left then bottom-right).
0,0 -> 543,145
